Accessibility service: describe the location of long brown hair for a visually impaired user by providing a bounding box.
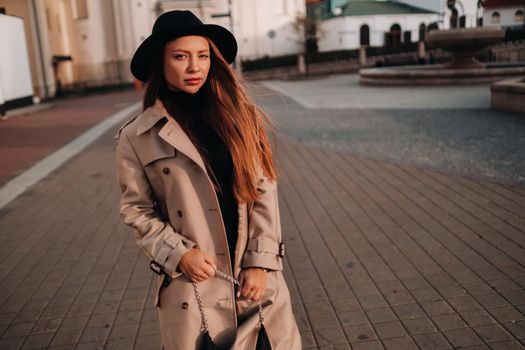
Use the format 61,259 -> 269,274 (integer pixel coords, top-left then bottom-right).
142,37 -> 277,204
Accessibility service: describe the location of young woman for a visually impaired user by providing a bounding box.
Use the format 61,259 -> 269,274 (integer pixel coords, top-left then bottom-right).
115,10 -> 301,349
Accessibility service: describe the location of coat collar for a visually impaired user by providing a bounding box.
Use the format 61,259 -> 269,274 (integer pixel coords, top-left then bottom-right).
136,100 -> 169,136
138,100 -> 207,172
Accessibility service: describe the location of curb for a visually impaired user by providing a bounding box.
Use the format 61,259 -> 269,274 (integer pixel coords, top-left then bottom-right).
0,102 -> 141,210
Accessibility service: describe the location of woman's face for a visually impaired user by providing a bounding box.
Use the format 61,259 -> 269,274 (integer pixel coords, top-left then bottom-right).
164,35 -> 211,94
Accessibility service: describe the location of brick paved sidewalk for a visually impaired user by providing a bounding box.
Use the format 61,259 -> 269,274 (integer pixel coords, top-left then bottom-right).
0,110 -> 524,349
0,89 -> 141,185
279,142 -> 525,349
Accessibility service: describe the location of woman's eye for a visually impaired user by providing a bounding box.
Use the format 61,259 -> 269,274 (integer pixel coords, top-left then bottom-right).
174,54 -> 187,60
199,54 -> 209,59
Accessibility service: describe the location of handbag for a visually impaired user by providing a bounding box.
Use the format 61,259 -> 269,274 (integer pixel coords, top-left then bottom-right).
193,268 -> 272,350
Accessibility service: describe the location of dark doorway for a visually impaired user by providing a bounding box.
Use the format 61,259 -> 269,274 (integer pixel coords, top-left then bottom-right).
491,12 -> 500,24
428,22 -> 439,31
360,24 -> 370,46
459,15 -> 466,27
515,9 -> 523,23
385,23 -> 402,45
419,23 -> 426,41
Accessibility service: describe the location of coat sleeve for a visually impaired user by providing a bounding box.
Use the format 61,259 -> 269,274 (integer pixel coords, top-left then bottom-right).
115,128 -> 195,279
242,171 -> 284,271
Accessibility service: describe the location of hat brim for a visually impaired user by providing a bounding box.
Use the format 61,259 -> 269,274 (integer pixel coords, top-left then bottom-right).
130,24 -> 237,82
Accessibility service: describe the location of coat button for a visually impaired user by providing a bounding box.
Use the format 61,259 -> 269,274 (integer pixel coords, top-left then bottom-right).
163,167 -> 170,174
182,302 -> 188,309
177,210 -> 183,217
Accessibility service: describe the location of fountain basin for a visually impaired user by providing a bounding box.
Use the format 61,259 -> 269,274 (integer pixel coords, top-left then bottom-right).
359,27 -> 524,86
426,27 -> 505,68
359,64 -> 525,86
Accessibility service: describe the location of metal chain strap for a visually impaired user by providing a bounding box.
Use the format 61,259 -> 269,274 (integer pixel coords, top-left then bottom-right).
192,267 -> 266,333
192,281 -> 209,332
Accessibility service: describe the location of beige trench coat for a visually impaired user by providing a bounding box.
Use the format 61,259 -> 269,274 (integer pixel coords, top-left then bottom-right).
115,101 -> 301,350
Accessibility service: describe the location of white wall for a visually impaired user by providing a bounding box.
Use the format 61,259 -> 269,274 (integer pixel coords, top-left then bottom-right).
318,13 -> 439,51
0,14 -> 33,103
483,7 -> 525,27
232,0 -> 306,59
159,0 -> 217,22
446,0 -> 481,28
111,0 -> 157,81
156,0 -> 305,59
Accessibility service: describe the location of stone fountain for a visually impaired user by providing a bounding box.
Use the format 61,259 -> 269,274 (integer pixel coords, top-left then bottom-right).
359,1 -> 525,86
426,27 -> 504,69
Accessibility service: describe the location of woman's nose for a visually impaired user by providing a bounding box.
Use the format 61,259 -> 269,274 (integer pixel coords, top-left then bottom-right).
187,56 -> 200,72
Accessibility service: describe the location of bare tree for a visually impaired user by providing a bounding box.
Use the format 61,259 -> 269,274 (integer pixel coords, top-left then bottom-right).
293,12 -> 323,53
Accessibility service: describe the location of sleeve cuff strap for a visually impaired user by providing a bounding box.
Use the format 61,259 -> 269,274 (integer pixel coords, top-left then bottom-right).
152,235 -> 196,278
242,251 -> 283,271
246,238 -> 285,258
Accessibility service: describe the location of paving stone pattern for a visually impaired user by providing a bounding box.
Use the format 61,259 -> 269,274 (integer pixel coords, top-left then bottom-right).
0,129 -> 159,350
278,142 -> 525,349
0,94 -> 524,349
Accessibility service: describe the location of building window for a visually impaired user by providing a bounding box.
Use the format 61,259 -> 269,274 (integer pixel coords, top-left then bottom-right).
72,0 -> 88,20
404,31 -> 412,43
385,23 -> 402,45
515,10 -> 524,23
459,15 -> 466,27
478,17 -> 483,26
419,23 -> 426,42
360,24 -> 370,46
491,12 -> 500,24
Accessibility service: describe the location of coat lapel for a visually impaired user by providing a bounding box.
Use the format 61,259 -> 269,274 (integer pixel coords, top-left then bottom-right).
137,100 -> 207,173
158,120 -> 207,173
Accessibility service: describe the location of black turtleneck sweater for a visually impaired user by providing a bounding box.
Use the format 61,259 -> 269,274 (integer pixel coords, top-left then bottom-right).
165,89 -> 238,266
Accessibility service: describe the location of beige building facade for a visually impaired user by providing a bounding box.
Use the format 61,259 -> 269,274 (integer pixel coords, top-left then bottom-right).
0,0 -> 304,103
158,0 -> 306,60
0,0 -> 158,100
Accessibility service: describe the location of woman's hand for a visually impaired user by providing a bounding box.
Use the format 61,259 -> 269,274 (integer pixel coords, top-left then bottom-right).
238,268 -> 268,301
178,248 -> 216,283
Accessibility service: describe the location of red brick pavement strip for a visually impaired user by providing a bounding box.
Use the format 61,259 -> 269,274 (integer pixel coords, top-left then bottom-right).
0,127 -> 524,348
0,89 -> 142,185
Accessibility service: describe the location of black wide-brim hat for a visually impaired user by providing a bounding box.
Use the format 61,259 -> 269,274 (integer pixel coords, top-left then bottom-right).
130,10 -> 237,82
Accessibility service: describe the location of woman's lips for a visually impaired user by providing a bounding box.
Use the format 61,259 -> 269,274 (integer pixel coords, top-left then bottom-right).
185,78 -> 201,85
